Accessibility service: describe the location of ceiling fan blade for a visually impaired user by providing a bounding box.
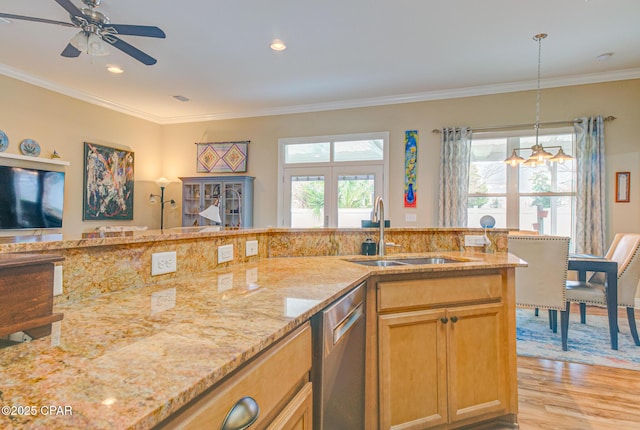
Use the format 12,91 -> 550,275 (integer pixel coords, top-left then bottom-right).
0,13 -> 75,27
61,43 -> 81,57
105,36 -> 157,65
54,0 -> 84,18
108,24 -> 166,39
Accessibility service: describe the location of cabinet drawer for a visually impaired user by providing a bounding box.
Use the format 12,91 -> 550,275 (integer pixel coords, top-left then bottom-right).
161,323 -> 312,429
378,273 -> 502,312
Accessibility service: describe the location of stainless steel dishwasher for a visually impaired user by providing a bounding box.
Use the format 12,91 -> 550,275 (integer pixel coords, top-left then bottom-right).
311,282 -> 366,429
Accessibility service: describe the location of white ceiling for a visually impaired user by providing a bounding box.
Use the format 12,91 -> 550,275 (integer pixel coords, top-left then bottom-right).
1,0 -> 639,124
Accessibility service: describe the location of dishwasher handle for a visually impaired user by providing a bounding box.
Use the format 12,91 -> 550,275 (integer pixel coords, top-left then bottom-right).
333,302 -> 364,345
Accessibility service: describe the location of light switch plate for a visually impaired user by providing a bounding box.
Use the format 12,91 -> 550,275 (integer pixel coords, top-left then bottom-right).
246,240 -> 258,256
405,213 -> 417,222
218,244 -> 234,263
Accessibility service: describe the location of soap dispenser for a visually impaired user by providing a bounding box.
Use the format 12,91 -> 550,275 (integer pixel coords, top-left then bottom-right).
361,238 -> 377,255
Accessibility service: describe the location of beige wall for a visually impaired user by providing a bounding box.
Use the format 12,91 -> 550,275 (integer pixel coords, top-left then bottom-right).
1,75 -> 164,235
2,74 -> 639,242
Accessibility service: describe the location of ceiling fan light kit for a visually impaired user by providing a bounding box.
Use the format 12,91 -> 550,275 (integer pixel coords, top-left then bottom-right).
0,0 -> 166,65
70,31 -> 109,56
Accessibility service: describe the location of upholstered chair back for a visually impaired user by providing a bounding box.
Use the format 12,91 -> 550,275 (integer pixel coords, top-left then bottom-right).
508,235 -> 571,310
589,233 -> 640,307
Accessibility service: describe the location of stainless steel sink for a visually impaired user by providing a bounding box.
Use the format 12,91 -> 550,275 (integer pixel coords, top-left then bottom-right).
351,260 -> 406,267
394,257 -> 463,265
348,257 -> 464,267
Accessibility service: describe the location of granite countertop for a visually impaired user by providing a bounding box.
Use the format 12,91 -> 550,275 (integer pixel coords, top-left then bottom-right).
0,252 -> 523,430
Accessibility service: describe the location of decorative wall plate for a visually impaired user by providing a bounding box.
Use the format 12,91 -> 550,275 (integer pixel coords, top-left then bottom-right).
20,139 -> 41,157
0,130 -> 8,152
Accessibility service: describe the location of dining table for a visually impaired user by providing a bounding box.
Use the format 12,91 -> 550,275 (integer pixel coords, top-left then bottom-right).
568,254 -> 619,350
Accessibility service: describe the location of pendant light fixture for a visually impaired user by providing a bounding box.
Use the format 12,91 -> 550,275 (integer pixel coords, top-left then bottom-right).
504,33 -> 572,167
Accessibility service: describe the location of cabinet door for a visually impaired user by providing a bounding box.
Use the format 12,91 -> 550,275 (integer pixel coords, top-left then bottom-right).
446,303 -> 508,424
378,309 -> 448,430
182,182 -> 202,227
222,182 -> 243,229
266,382 -> 313,430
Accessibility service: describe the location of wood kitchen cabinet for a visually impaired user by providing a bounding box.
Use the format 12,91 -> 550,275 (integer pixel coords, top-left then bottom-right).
375,271 -> 517,430
159,323 -> 312,429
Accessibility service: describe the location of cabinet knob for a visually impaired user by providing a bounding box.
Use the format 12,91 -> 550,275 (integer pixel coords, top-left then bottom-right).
221,396 -> 260,430
451,316 -> 458,323
440,317 -> 448,324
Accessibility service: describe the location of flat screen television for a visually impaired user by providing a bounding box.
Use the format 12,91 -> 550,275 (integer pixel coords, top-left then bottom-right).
0,165 -> 65,230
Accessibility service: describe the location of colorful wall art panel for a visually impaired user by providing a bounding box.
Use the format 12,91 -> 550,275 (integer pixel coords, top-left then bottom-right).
196,141 -> 249,173
404,130 -> 417,207
83,142 -> 135,220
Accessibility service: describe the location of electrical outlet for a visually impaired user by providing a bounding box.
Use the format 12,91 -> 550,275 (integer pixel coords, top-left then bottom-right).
53,265 -> 63,296
218,244 -> 234,263
246,240 -> 258,257
152,251 -> 177,276
464,235 -> 487,247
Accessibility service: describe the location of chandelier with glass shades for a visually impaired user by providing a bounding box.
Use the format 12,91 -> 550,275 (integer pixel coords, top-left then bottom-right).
504,33 -> 573,167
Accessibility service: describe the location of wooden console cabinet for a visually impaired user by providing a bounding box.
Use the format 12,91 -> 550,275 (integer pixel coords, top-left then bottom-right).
375,270 -> 517,430
159,322 -> 312,429
0,253 -> 64,340
180,176 -> 254,229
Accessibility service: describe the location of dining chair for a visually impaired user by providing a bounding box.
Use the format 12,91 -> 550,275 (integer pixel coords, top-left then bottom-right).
508,235 -> 571,350
566,233 -> 640,346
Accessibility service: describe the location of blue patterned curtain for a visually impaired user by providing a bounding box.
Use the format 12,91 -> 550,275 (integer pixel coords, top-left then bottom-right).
574,116 -> 606,255
438,127 -> 472,227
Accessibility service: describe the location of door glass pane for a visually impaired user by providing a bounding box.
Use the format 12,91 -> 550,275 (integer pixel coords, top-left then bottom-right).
337,174 -> 375,228
285,142 -> 330,164
334,139 -> 384,162
468,197 -> 506,228
290,175 -> 325,228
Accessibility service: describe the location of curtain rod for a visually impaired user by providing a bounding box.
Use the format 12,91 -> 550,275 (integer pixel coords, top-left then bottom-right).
431,115 -> 616,133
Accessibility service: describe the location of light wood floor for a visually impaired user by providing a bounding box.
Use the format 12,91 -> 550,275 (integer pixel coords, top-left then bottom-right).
512,305 -> 640,429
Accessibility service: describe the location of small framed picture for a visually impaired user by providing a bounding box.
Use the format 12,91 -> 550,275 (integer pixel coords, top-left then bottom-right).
615,172 -> 630,203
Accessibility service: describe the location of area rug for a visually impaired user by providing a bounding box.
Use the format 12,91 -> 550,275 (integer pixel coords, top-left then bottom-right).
516,308 -> 640,371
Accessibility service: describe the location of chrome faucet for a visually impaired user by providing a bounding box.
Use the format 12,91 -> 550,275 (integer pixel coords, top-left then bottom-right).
372,196 -> 386,256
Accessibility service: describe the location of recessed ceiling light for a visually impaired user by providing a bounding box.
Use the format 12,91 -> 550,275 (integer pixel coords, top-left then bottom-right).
106,65 -> 124,74
270,39 -> 286,51
596,52 -> 613,62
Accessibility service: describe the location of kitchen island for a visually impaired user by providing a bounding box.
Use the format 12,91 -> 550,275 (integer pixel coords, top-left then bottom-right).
0,250 -> 523,429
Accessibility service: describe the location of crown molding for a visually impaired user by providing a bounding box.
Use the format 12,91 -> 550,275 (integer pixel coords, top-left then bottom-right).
2,64 -> 640,125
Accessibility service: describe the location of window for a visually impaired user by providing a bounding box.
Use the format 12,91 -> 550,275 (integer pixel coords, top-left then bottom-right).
278,132 -> 388,228
468,129 -> 576,240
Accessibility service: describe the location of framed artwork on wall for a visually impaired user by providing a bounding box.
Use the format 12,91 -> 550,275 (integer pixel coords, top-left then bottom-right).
83,142 -> 135,220
615,171 -> 630,203
196,141 -> 249,173
404,130 -> 417,208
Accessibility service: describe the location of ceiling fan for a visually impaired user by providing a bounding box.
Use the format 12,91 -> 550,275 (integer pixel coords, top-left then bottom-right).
0,0 -> 165,65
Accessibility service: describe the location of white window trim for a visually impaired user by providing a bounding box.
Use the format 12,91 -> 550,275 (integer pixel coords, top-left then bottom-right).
277,131 -> 389,227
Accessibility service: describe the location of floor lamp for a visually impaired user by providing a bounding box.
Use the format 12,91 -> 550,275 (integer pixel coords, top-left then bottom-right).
150,178 -> 176,230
